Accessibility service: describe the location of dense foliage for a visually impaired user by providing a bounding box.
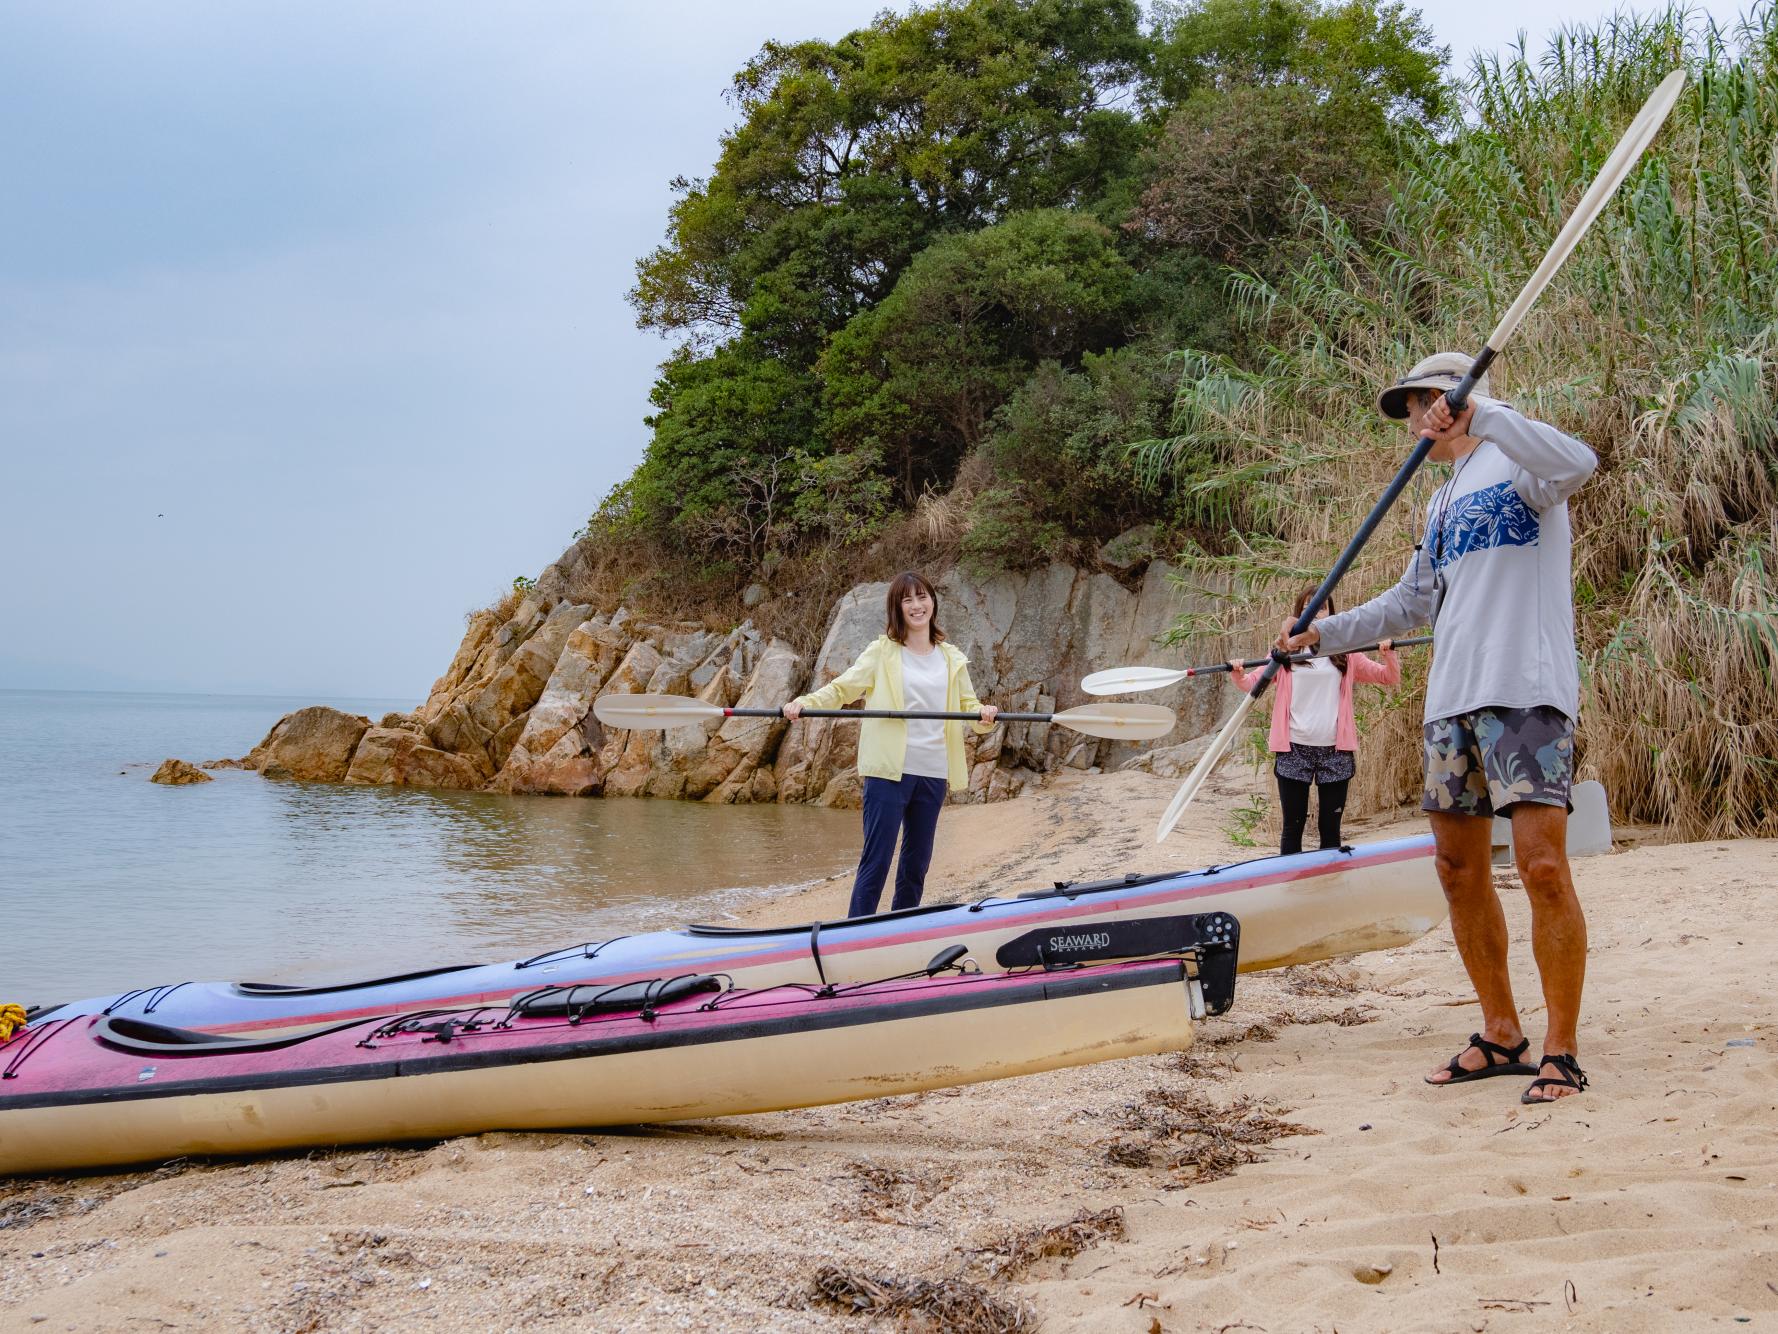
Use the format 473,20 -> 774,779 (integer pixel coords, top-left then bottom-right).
566,0 -> 1778,839
603,0 -> 1449,582
1136,6 -> 1778,837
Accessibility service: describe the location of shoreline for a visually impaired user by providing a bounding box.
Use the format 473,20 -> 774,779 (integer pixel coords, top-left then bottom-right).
2,765 -> 1773,1331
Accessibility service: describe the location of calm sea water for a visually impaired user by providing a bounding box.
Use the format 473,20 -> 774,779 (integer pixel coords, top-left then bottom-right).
0,690 -> 859,1005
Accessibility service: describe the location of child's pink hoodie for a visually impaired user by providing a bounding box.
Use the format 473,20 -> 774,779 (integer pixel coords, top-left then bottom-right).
1230,648 -> 1400,753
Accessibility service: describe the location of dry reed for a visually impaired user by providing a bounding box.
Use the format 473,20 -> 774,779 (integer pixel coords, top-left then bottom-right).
1134,6 -> 1778,838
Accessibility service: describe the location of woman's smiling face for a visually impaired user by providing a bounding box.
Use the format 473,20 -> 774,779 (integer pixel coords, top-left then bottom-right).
901,587 -> 934,625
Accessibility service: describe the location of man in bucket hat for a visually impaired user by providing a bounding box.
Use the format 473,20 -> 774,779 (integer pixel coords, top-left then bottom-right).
1279,352 -> 1598,1103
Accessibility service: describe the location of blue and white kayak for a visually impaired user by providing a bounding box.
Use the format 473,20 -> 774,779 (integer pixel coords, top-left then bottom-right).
29,836 -> 1441,1037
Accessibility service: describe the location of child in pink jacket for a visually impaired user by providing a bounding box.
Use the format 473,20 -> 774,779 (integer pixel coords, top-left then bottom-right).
1230,588 -> 1400,855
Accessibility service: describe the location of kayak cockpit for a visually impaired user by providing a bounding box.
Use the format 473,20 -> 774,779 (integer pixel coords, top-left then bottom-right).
686,899 -> 964,937
96,1014 -> 375,1055
230,963 -> 484,997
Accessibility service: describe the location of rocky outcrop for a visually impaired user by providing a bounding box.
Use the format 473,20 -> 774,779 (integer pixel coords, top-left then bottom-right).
229,546 -> 1231,805
243,706 -> 371,782
344,729 -> 484,789
424,601 -> 592,779
773,584 -> 880,807
150,758 -> 212,785
598,626 -> 796,802
489,613 -> 630,796
1117,733 -> 1219,779
701,636 -> 804,804
770,563 -> 1227,807
937,562 -> 1226,776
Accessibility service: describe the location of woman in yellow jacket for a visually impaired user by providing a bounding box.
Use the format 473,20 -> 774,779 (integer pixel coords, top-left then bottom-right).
784,572 -> 998,917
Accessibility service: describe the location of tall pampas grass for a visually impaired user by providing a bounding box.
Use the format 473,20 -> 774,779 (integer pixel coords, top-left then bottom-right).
1135,5 -> 1778,838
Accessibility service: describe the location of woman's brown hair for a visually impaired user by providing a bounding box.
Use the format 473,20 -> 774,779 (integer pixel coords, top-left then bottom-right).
1290,587 -> 1347,674
885,571 -> 945,645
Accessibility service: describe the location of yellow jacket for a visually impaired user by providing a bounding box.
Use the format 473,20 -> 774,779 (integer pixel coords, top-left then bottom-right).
792,635 -> 993,792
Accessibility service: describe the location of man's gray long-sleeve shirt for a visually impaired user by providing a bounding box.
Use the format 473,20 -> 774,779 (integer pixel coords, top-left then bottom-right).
1315,398 -> 1598,724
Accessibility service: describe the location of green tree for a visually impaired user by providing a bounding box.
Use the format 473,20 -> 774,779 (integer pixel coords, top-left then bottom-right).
611,0 -> 1453,581
962,340 -> 1182,572
622,344 -> 821,560
822,209 -> 1139,501
1147,0 -> 1446,113
1135,0 -> 1449,262
985,341 -> 1179,532
630,0 -> 1153,353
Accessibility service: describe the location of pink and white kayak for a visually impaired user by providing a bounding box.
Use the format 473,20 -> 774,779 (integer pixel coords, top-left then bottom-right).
28,837 -> 1441,1038
0,956 -> 1216,1175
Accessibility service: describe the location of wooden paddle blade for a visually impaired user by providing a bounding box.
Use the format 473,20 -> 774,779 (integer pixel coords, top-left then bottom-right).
1052,702 -> 1176,741
1079,665 -> 1190,696
1156,692 -> 1256,842
591,692 -> 726,730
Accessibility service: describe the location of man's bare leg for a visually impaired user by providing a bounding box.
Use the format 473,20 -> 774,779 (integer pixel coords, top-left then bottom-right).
1425,810 -> 1527,1082
1509,802 -> 1588,1099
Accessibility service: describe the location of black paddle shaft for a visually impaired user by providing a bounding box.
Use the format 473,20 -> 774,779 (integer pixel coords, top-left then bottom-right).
1205,633 -> 1433,675
1247,349 -> 1496,702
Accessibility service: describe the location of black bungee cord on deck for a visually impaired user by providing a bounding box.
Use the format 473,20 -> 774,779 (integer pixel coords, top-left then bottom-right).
101,980 -> 196,1016
1,1015 -> 81,1080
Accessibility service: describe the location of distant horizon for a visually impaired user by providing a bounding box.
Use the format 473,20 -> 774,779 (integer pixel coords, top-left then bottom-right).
0,678 -> 416,705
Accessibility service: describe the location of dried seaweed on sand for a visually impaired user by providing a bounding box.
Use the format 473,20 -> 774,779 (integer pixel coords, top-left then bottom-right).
810,1265 -> 1033,1332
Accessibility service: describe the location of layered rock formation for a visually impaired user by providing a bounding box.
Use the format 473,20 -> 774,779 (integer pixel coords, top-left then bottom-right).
229,543 -> 1229,807
245,705 -> 371,782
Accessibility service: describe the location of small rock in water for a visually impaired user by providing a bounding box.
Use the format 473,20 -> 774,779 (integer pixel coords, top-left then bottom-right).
150,758 -> 213,786
1353,1262 -> 1393,1285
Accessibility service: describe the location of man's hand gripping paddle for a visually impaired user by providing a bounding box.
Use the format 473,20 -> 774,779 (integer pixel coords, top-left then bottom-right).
1155,69 -> 1688,844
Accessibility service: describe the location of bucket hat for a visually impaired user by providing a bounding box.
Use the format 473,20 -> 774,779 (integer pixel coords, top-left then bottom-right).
1377,351 -> 1492,419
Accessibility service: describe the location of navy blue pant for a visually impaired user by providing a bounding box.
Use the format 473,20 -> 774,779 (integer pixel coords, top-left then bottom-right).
848,774 -> 948,917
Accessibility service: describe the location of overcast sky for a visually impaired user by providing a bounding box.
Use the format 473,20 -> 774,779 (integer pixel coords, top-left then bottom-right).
0,0 -> 1752,698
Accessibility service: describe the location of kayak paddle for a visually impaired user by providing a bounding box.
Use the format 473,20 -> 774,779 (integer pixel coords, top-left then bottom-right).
1082,635 -> 1433,696
593,693 -> 1177,742
1155,68 -> 1688,843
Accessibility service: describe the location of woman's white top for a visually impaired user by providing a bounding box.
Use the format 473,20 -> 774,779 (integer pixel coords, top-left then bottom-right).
899,644 -> 950,780
1287,657 -> 1341,748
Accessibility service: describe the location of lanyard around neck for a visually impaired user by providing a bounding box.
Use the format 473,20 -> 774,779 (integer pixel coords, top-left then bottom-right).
1432,443 -> 1482,567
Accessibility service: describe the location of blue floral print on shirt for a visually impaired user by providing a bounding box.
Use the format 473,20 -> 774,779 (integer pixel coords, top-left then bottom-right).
1434,480 -> 1541,570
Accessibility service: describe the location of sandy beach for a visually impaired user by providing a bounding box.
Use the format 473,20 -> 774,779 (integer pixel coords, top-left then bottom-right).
2,765 -> 1773,1332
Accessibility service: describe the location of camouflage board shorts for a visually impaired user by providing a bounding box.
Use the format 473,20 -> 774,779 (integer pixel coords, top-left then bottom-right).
1422,706 -> 1574,817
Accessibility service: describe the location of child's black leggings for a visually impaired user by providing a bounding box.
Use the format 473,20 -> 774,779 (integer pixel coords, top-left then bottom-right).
1277,775 -> 1349,855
